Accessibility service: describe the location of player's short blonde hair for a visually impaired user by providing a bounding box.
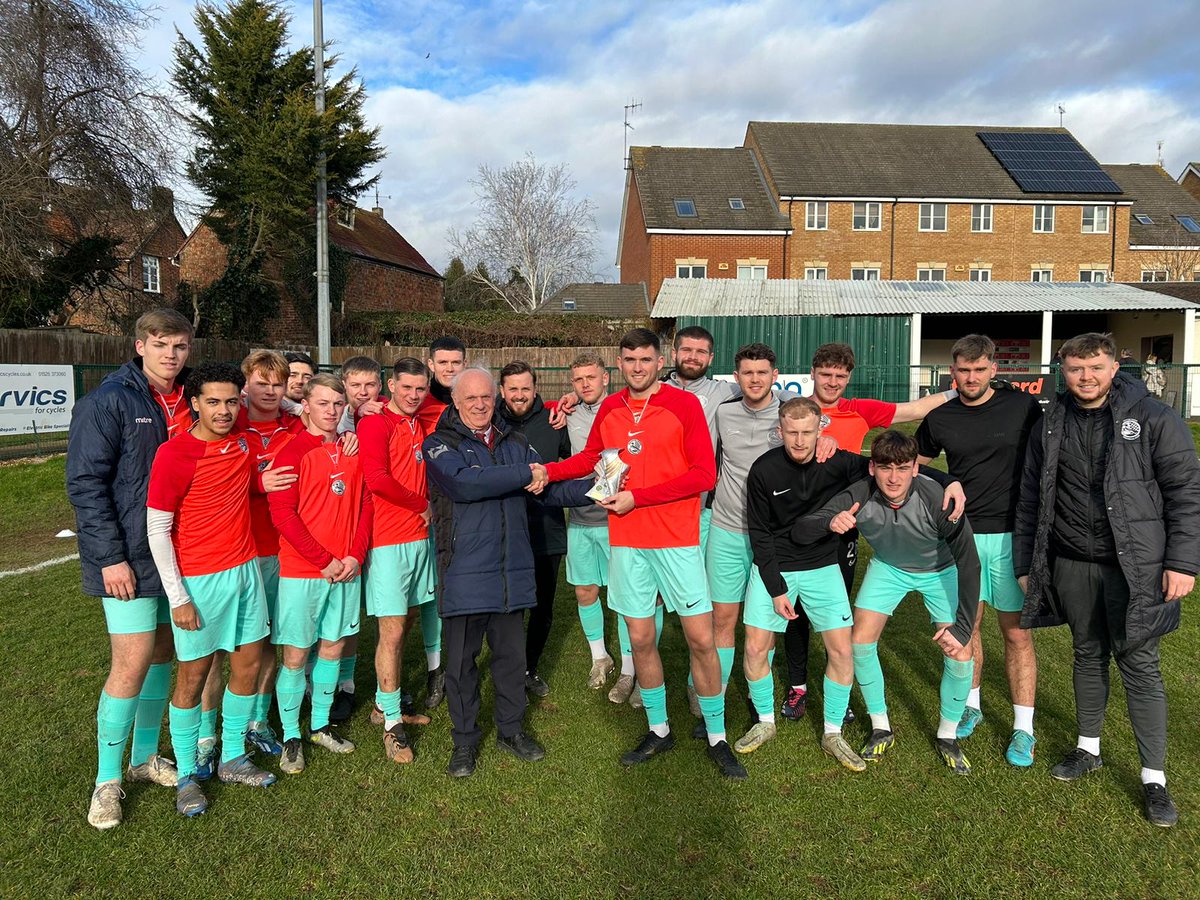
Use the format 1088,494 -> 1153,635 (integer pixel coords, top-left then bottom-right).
304,372 -> 345,399
241,349 -> 290,383
779,397 -> 821,421
570,352 -> 607,371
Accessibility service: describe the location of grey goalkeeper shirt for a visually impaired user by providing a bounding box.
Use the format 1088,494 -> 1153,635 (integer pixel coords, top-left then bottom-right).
710,394 -> 785,534
565,397 -> 607,527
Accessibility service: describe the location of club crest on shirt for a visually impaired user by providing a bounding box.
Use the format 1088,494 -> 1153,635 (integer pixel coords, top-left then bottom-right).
331,479 -> 346,496
237,436 -> 249,453
819,414 -> 831,430
414,447 -> 424,463
767,428 -> 783,446
626,438 -> 643,455
257,460 -> 271,472
1120,418 -> 1141,440
260,434 -> 271,449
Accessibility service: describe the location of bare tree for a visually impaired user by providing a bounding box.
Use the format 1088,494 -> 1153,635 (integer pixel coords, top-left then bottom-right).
0,0 -> 180,325
1145,223 -> 1200,282
448,154 -> 597,313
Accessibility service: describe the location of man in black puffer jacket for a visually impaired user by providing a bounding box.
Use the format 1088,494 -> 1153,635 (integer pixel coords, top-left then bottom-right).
1014,332 -> 1200,828
423,367 -> 591,779
499,361 -> 573,698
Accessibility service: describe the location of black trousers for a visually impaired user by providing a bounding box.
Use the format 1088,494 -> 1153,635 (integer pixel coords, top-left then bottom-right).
783,534 -> 858,686
443,610 -> 528,749
1053,557 -> 1168,770
526,554 -> 562,674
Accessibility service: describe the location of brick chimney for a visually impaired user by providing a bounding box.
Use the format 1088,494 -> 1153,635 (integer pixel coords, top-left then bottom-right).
372,206 -> 385,219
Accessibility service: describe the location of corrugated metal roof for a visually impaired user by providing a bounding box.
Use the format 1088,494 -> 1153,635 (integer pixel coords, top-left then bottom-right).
652,278 -> 1200,317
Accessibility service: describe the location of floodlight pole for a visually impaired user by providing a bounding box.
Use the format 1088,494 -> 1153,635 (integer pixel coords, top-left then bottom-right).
313,0 -> 331,364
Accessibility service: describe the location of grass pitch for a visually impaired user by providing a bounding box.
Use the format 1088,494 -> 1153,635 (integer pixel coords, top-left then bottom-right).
2,455 -> 1198,898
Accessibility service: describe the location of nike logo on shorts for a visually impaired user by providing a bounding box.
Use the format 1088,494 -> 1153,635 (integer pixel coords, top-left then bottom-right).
685,599 -> 701,609
841,614 -> 851,621
350,621 -> 360,629
773,489 -> 790,496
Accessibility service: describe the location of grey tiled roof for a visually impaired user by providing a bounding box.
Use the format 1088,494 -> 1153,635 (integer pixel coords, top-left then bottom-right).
630,146 -> 792,231
1104,164 -> 1200,246
536,282 -> 650,317
651,278 -> 1198,317
745,121 -> 1133,202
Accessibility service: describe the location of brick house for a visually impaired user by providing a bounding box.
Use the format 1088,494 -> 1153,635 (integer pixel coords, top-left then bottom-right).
1179,162 -> 1200,203
59,187 -> 186,333
1109,164 -> 1200,282
616,146 -> 792,301
535,282 -> 649,321
177,205 -> 443,344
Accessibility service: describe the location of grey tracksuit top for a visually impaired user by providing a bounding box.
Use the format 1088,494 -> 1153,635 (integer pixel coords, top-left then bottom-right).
565,398 -> 608,527
711,394 -> 785,534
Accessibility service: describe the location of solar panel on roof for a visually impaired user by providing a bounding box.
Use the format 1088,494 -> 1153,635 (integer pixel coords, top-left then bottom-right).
977,132 -> 1122,194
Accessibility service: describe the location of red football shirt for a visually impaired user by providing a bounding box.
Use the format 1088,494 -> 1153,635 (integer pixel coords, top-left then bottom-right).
269,431 -> 373,578
545,384 -> 715,549
239,410 -> 305,556
147,431 -> 256,577
357,407 -> 429,547
153,384 -> 193,439
820,397 -> 897,454
416,391 -> 448,435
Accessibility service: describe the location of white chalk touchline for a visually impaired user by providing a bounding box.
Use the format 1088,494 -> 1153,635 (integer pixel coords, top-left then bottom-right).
0,553 -> 79,578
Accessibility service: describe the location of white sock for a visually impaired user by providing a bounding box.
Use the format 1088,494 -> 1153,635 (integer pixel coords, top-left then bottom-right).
967,687 -> 981,710
1012,704 -> 1035,735
621,654 -> 635,676
339,679 -> 355,694
426,650 -> 441,671
1077,735 -> 1101,756
650,722 -> 670,738
588,638 -> 607,660
936,717 -> 958,740
1141,767 -> 1166,787
247,719 -> 264,733
384,717 -> 401,731
759,712 -> 776,725
793,683 -> 807,693
870,712 -> 891,732
823,722 -> 841,735
706,730 -> 727,747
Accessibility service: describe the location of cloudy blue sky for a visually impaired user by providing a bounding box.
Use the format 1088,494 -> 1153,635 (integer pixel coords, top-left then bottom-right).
138,0 -> 1200,277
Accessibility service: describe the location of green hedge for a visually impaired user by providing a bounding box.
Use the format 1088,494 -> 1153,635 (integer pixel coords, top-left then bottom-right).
335,310 -> 647,347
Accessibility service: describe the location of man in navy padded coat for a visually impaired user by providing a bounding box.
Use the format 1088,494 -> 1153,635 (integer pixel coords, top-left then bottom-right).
423,367 -> 592,778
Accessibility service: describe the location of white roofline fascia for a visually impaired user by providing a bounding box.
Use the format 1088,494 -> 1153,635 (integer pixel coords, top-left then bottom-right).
615,169 -> 631,268
1178,163 -> 1200,184
779,195 -> 1131,206
646,228 -> 792,236
1130,245 -> 1200,251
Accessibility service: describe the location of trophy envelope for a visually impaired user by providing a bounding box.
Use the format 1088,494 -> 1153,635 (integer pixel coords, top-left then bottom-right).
586,448 -> 629,501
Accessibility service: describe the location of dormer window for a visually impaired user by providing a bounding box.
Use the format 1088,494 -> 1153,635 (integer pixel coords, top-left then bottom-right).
336,206 -> 356,229
562,299 -> 576,311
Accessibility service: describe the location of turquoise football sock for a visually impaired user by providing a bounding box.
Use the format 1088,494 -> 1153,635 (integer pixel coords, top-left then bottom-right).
275,665 -> 306,741
823,675 -> 853,732
420,602 -> 442,669
747,672 -> 775,720
95,691 -> 138,784
697,692 -> 726,745
251,689 -> 273,727
219,688 -> 254,764
716,646 -> 735,690
168,703 -> 201,780
129,663 -> 170,766
376,686 -> 402,727
940,657 -> 975,725
338,654 -> 356,692
198,707 -> 218,743
640,683 -> 668,733
577,600 -> 604,642
311,657 -> 341,731
618,614 -> 632,657
853,642 -> 887,715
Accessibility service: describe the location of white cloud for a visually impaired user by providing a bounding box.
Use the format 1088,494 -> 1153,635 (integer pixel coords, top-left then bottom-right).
138,0 -> 1200,277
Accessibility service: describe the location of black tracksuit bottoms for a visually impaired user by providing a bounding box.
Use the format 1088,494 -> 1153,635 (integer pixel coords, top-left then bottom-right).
1053,556 -> 1168,770
526,554 -> 562,675
443,610 -> 528,749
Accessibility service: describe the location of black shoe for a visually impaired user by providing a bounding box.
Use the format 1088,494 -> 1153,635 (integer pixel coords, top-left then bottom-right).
400,692 -> 416,717
425,667 -> 446,709
525,672 -> 550,698
843,706 -> 856,725
691,719 -> 707,740
707,740 -> 749,780
1050,748 -> 1103,782
497,731 -> 546,762
745,692 -> 759,725
620,731 -> 676,766
329,689 -> 355,724
781,687 -> 807,720
1144,783 -> 1178,827
447,744 -> 477,778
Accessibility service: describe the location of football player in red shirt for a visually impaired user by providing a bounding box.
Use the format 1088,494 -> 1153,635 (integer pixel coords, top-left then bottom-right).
147,363 -> 279,817
269,374 -> 373,774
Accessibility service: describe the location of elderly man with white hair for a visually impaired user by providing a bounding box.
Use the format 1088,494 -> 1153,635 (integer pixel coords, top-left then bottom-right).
422,367 -> 593,777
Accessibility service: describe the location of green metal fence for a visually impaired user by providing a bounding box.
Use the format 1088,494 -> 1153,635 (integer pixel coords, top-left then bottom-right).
4,361 -> 1193,463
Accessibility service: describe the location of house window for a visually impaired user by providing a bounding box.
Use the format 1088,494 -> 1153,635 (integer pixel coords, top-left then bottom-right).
1176,215 -> 1200,233
1135,214 -> 1154,225
971,204 -> 993,233
142,256 -> 160,293
805,201 -> 827,230
1033,205 -> 1055,233
804,267 -> 828,280
1079,270 -> 1107,283
736,265 -> 767,279
728,198 -> 745,210
676,264 -> 706,278
673,199 -> 697,217
853,202 -> 881,231
969,268 -> 991,282
851,267 -> 880,280
1031,269 -> 1053,282
916,267 -> 945,281
336,206 -> 355,228
1141,269 -> 1168,282
1082,206 -> 1109,234
918,203 -> 947,232
561,299 -> 577,311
